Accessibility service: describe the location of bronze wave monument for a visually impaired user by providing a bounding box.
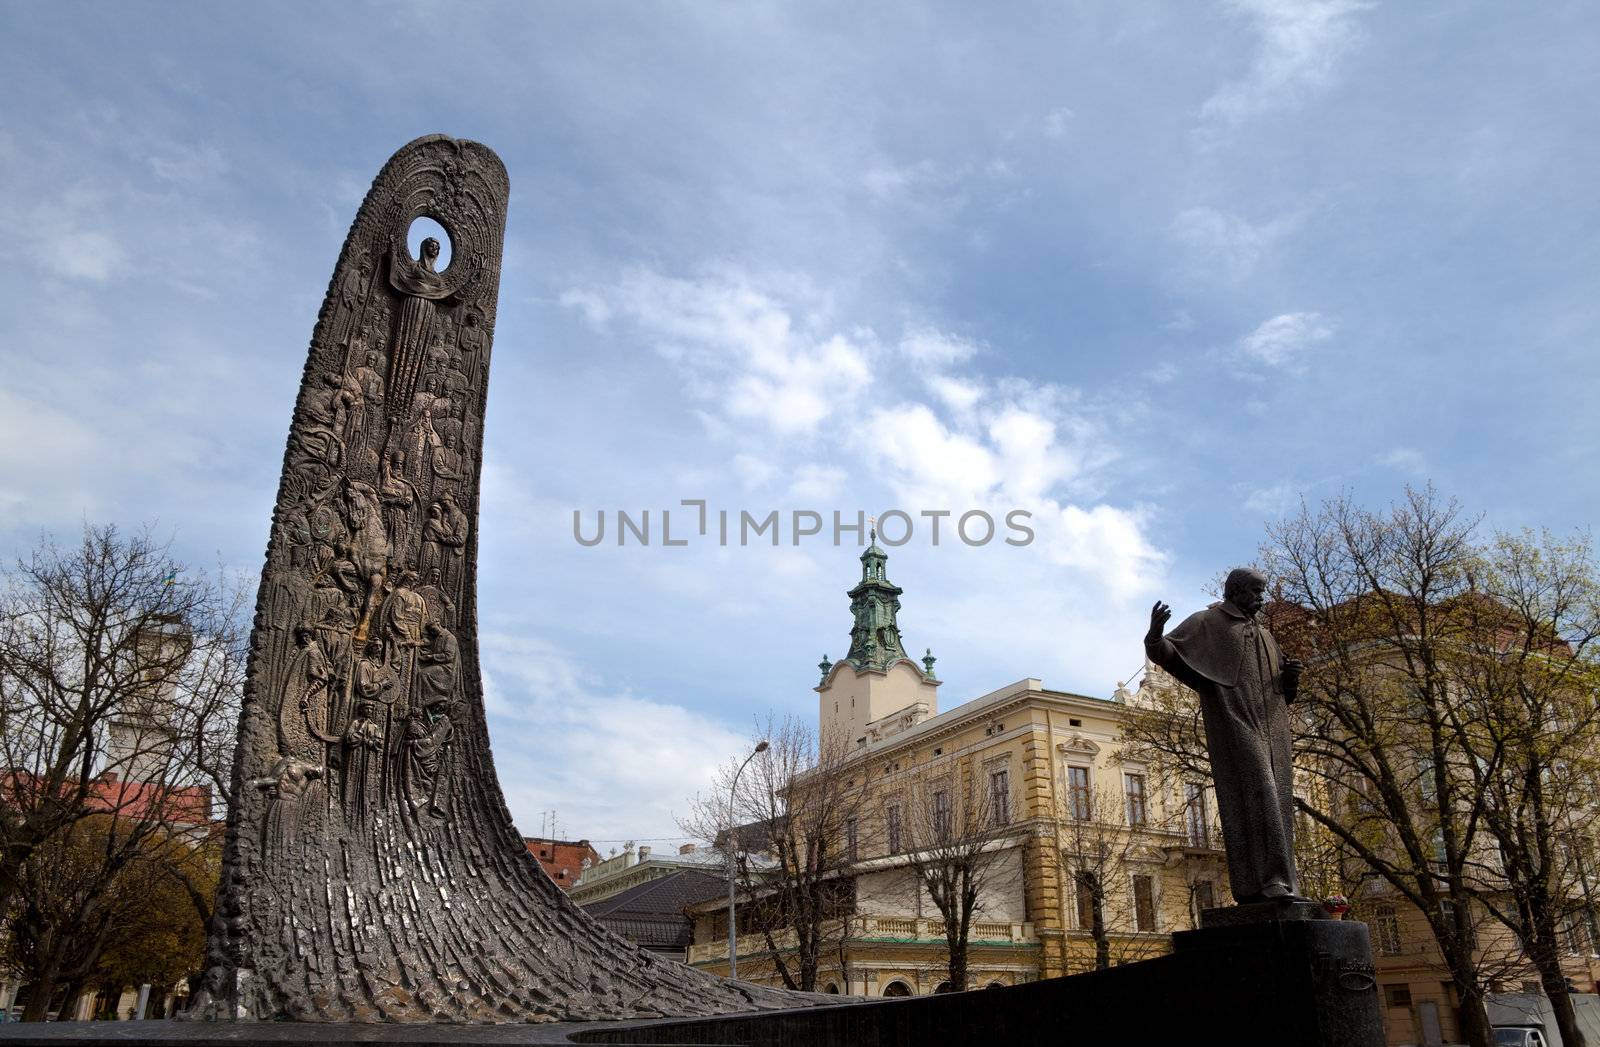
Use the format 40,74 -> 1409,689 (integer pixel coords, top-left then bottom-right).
188,135 -> 794,1024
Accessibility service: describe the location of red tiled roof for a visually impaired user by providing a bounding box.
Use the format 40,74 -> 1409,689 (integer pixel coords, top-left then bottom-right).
1,770 -> 213,827
524,837 -> 601,890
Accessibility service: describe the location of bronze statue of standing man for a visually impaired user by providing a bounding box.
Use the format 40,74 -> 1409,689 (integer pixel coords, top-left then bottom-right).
1145,567 -> 1304,904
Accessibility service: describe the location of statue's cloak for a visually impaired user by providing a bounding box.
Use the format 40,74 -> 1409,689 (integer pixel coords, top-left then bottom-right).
1166,600 -> 1284,696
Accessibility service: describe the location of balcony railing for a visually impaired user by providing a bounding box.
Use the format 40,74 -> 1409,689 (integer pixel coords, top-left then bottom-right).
686,916 -> 1037,963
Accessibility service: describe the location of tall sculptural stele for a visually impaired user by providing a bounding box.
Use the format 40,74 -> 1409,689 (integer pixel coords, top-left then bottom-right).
192,136 -> 797,1023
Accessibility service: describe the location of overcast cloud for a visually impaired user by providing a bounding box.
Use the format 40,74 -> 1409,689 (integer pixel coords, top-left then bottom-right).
2,2 -> 1596,845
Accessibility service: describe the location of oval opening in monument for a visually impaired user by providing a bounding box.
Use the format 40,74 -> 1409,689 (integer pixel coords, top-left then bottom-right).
407,215 -> 453,271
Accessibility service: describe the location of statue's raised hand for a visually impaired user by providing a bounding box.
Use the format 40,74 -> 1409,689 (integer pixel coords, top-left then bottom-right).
1146,601 -> 1172,646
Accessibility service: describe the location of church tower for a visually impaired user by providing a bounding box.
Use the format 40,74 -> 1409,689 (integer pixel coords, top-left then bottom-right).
816,532 -> 940,747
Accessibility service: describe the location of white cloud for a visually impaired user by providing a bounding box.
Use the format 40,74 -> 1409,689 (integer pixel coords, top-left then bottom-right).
573,269 -> 872,437
1244,482 -> 1300,515
732,452 -> 778,490
788,464 -> 846,502
1237,311 -> 1333,368
1037,503 -> 1165,602
482,632 -> 749,842
559,287 -> 613,327
860,403 -> 999,507
1172,207 -> 1297,282
853,391 -> 1163,606
901,328 -> 981,366
926,374 -> 983,413
1043,107 -> 1075,138
862,158 -> 946,200
148,143 -> 230,184
548,264 -> 1170,698
38,229 -> 129,282
1376,447 -> 1428,475
1203,0 -> 1371,122
0,389 -> 104,517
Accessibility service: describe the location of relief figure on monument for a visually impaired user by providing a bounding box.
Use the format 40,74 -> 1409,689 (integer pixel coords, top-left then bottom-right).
417,567 -> 456,629
456,309 -> 485,387
343,479 -> 391,634
302,371 -> 356,464
420,491 -> 468,590
405,407 -> 442,485
341,699 -> 386,823
379,569 -> 428,709
332,257 -> 370,347
416,621 -> 459,710
410,373 -> 449,422
284,623 -> 340,764
431,430 -> 470,485
347,345 -> 387,448
252,756 -> 325,859
378,449 -> 418,548
401,696 -> 454,821
386,234 -> 469,420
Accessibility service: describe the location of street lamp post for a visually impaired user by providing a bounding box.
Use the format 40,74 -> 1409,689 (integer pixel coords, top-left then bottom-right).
727,739 -> 768,981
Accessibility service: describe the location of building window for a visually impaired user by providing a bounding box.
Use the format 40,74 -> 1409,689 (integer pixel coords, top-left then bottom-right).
1124,773 -> 1148,827
1075,870 -> 1099,930
1192,879 -> 1215,918
1373,905 -> 1402,956
1564,910 -> 1591,955
887,805 -> 902,853
846,818 -> 859,863
1384,984 -> 1412,1008
1437,898 -> 1477,951
1068,766 -> 1092,821
990,769 -> 1011,826
1133,875 -> 1157,932
933,790 -> 951,840
1184,783 -> 1209,847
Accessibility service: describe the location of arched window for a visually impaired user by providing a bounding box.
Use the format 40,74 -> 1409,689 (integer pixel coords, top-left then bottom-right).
986,981 -> 1005,990
881,981 -> 912,998
823,983 -> 840,994
933,981 -> 952,994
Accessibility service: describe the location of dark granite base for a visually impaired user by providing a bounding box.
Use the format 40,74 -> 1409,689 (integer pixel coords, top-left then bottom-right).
1200,896 -> 1330,927
0,918 -> 1386,1047
573,919 -> 1384,1046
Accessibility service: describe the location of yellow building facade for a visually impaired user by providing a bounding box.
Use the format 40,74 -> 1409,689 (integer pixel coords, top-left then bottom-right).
687,539 -> 1231,995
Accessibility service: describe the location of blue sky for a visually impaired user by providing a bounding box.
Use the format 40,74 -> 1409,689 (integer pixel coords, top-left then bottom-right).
2,2 -> 1596,849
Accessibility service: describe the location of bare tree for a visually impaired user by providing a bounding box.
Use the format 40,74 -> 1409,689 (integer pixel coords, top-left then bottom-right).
0,524 -> 248,1019
1057,779 -> 1174,972
1258,487 -> 1596,1047
1436,529 -> 1600,1047
682,716 -> 867,992
892,755 -> 1025,991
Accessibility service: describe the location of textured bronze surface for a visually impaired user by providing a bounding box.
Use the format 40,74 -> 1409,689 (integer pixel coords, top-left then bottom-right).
191,136 -> 796,1023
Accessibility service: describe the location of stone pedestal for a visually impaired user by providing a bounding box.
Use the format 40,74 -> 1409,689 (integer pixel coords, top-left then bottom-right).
1199,895 -> 1329,927
574,913 -> 1390,1046
1172,914 -> 1387,1047
0,916 -> 1389,1047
